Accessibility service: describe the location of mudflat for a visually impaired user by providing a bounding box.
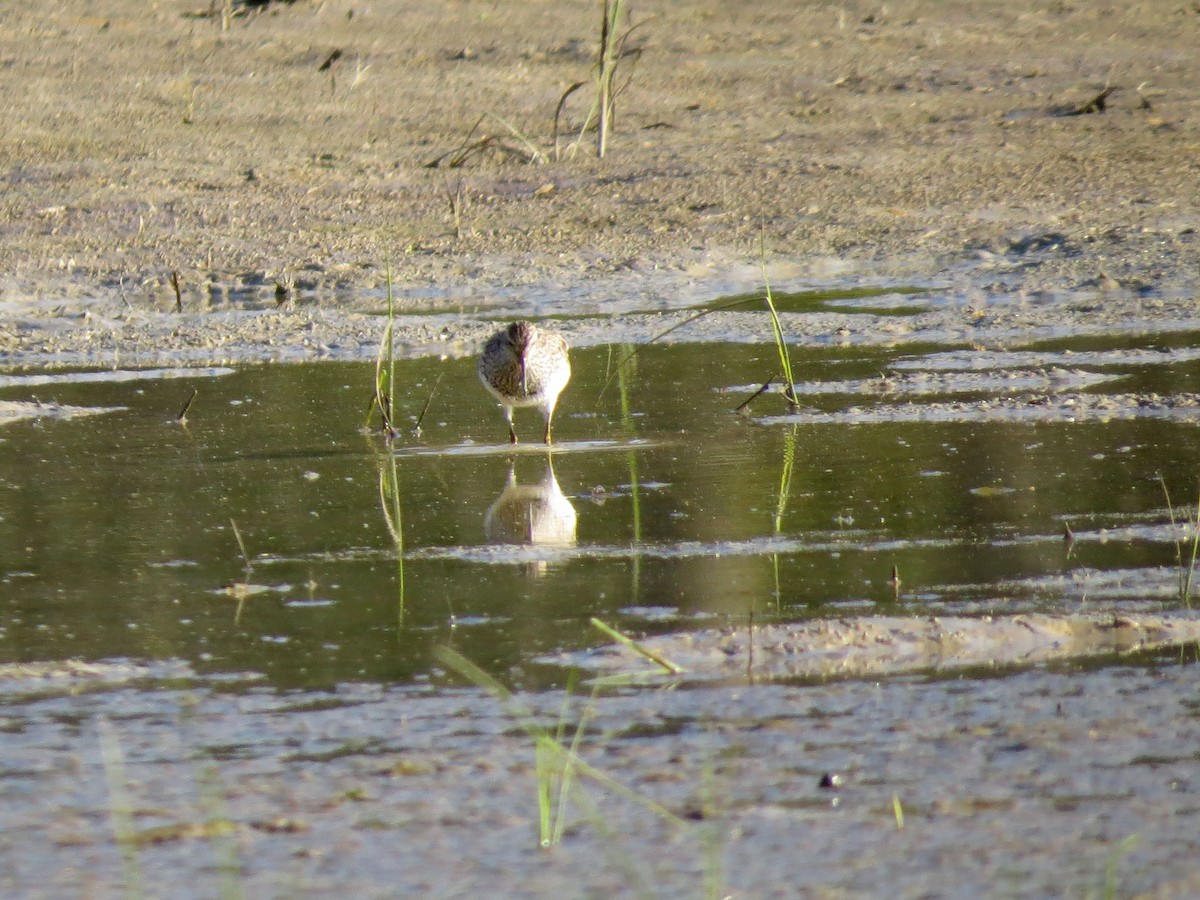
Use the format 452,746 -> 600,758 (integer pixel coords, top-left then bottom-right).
0,0 -> 1196,362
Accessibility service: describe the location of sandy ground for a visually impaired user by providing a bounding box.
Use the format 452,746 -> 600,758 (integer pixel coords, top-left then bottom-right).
0,0 -> 1197,364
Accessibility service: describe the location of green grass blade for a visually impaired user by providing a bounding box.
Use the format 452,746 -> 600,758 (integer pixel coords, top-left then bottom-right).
1102,833 -> 1139,900
1185,491 -> 1200,607
759,232 -> 797,405
536,738 -> 554,846
98,719 -> 146,900
590,617 -> 683,674
551,692 -> 596,845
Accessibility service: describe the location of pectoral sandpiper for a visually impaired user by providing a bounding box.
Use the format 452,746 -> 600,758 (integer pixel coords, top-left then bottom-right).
477,321 -> 571,444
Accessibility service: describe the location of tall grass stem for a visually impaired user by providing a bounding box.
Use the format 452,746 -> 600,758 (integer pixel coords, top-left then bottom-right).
759,233 -> 797,408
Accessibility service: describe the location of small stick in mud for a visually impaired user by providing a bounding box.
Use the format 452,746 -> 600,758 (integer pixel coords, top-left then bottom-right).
1073,86 -> 1115,115
733,375 -> 776,415
229,517 -> 251,573
411,371 -> 444,437
890,565 -> 901,599
426,114 -> 488,169
170,271 -> 183,312
1052,86 -> 1116,117
176,387 -> 198,426
425,114 -> 543,169
317,49 -> 343,72
444,178 -> 467,240
224,517 -> 257,624
552,82 -> 586,160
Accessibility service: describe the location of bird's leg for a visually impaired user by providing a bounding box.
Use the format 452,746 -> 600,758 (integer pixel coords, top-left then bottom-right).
543,412 -> 553,445
505,408 -> 518,444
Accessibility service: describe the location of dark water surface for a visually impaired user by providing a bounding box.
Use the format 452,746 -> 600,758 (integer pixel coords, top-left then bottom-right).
3,338 -> 1200,688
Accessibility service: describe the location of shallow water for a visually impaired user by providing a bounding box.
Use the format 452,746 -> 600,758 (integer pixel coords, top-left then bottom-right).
2,334 -> 1200,689
3,306 -> 1200,897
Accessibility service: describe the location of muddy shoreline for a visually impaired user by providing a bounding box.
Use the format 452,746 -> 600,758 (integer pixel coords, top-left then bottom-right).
1,1 -> 1198,366
4,262 -> 1199,372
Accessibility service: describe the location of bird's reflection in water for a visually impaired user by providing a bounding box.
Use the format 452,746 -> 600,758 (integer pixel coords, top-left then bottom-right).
484,460 -> 577,576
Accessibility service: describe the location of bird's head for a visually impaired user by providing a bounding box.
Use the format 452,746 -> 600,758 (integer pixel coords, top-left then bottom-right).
505,321 -> 534,354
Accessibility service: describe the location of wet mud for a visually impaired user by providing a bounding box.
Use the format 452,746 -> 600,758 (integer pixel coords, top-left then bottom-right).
567,611 -> 1200,681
